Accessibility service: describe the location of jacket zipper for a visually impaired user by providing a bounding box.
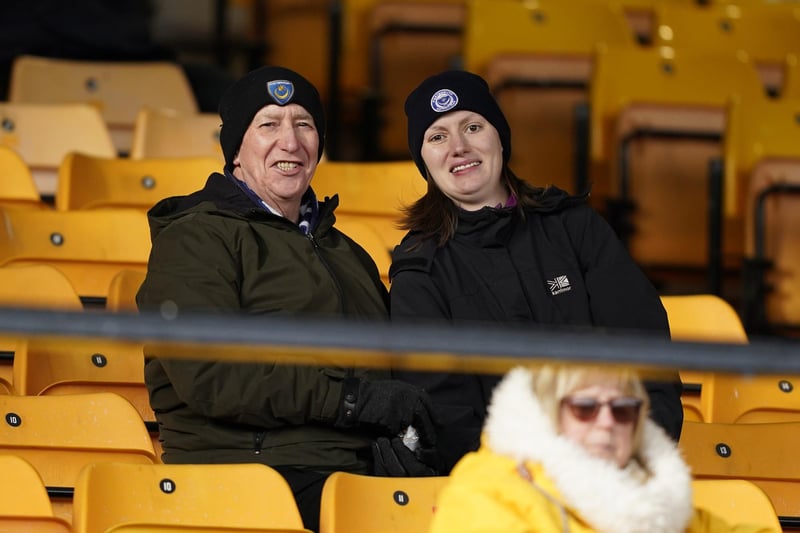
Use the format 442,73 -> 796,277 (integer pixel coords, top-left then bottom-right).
253,430 -> 266,455
306,231 -> 346,313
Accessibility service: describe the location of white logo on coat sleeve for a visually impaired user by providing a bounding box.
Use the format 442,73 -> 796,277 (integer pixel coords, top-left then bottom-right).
547,275 -> 572,295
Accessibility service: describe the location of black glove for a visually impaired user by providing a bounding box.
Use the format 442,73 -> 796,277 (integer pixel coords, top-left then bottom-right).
335,378 -> 439,446
372,436 -> 440,477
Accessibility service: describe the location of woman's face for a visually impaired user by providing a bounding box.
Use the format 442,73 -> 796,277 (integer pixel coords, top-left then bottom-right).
232,103 -> 318,216
558,381 -> 640,468
420,110 -> 507,211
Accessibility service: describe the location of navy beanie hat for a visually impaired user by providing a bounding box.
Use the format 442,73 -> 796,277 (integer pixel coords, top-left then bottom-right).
404,70 -> 511,179
218,65 -> 326,170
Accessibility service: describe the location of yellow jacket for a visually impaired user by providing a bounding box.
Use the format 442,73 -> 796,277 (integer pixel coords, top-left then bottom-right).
430,368 -> 777,533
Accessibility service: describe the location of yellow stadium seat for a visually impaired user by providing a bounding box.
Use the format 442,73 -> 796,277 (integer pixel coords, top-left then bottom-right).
0,102 -> 117,197
336,219 -> 392,288
463,0 -> 636,194
0,264 -> 84,395
11,337 -> 151,421
107,269 -> 147,313
692,479 -> 781,532
130,107 -> 224,161
660,296 -> 800,425
71,462 -> 310,533
319,471 -> 448,533
0,392 -> 156,523
0,145 -> 49,209
679,420 -> 800,521
702,373 -> 800,425
726,96 -> 800,335
0,455 -> 72,533
0,207 -> 151,304
8,55 -> 198,154
464,0 -> 633,75
262,0 -> 332,104
661,294 -> 748,344
364,1 -> 465,159
589,46 -> 765,292
0,264 -> 84,311
661,294 -> 748,423
55,153 -> 217,211
312,160 -> 426,253
653,2 -> 800,95
12,335 -> 160,461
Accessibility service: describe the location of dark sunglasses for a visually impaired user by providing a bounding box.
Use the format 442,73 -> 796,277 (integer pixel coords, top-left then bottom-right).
561,396 -> 643,424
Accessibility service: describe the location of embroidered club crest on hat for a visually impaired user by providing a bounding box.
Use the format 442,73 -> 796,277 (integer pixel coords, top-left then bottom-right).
405,70 -> 512,179
431,89 -> 458,112
219,66 -> 326,170
267,80 -> 294,105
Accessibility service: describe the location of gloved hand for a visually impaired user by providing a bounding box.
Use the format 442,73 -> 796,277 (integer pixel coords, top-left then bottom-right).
335,378 -> 439,446
372,436 -> 440,477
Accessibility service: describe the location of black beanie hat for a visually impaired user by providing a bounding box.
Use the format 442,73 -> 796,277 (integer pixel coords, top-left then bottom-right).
218,65 -> 326,170
404,70 -> 511,179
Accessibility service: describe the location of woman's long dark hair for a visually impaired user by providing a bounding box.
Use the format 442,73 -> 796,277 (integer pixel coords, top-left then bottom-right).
398,164 -> 552,247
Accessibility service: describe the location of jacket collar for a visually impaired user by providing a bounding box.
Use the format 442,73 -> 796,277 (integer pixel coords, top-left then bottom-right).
484,367 -> 693,533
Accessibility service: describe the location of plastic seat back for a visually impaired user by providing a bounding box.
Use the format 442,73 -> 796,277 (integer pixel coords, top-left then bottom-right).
313,160 -> 426,252
335,219 -> 392,288
107,269 -> 147,313
703,373 -> 800,424
0,264 -> 84,311
0,207 -> 151,303
464,0 -> 637,194
0,264 -> 84,395
0,392 -> 156,523
0,145 -> 49,209
130,108 -> 224,161
679,420 -> 800,521
0,455 -> 72,533
12,335 -> 160,461
728,96 -> 800,334
654,2 -> 800,93
55,152 -> 217,211
366,1 -> 465,159
590,46 -> 765,283
661,294 -> 748,423
661,294 -> 748,344
692,479 -> 781,532
8,55 -> 198,154
71,462 -> 310,533
0,102 -> 116,197
12,337 -> 151,419
319,471 -> 448,533
262,0 -> 332,102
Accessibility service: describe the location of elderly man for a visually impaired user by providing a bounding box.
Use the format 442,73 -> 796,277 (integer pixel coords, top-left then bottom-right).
137,66 -> 439,531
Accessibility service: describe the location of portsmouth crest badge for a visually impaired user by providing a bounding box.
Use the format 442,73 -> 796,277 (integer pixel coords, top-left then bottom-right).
430,89 -> 458,113
267,80 -> 294,105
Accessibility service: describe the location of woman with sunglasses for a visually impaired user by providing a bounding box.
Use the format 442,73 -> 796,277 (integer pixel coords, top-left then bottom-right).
429,364 -> 776,533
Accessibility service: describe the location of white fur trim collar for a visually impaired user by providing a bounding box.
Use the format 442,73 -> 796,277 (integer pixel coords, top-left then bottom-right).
484,367 -> 693,533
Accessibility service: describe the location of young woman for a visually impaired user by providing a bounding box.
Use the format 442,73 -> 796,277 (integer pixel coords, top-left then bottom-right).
390,70 -> 683,473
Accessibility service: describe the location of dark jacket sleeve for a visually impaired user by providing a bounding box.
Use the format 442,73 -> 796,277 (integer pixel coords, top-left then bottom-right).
137,215 -> 347,428
567,205 -> 684,440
